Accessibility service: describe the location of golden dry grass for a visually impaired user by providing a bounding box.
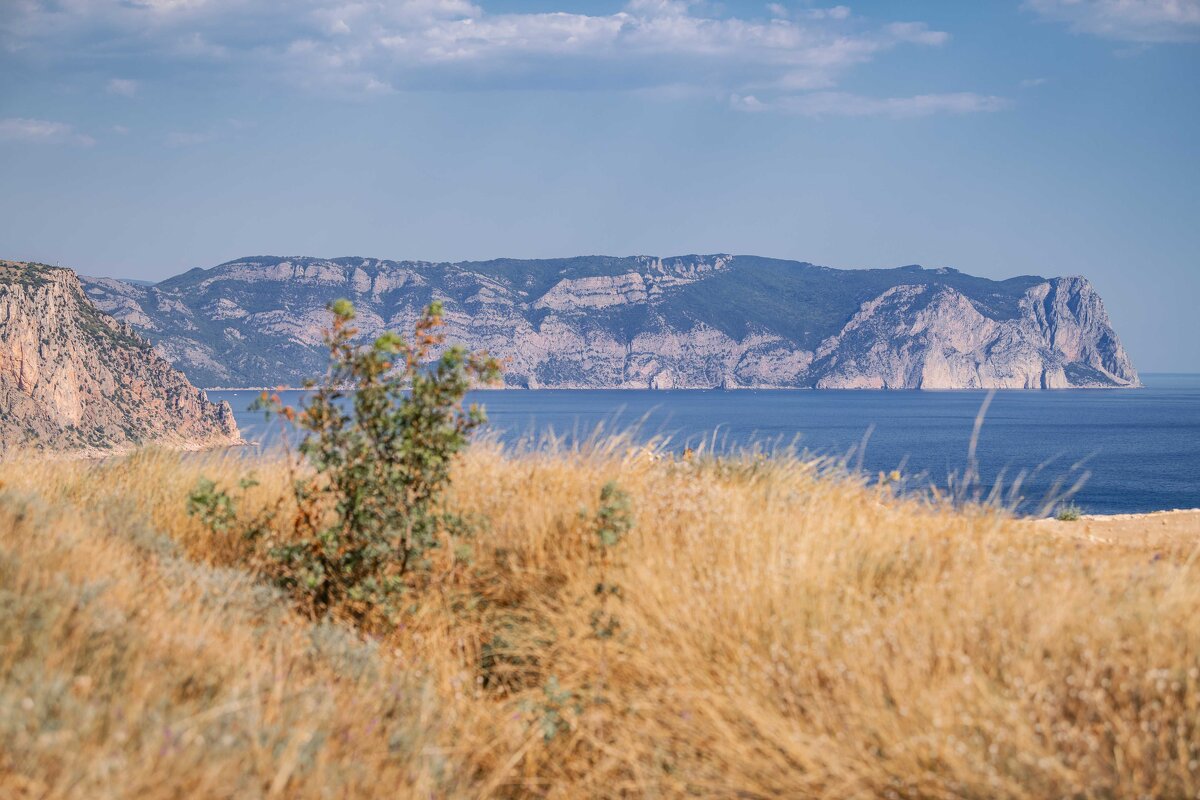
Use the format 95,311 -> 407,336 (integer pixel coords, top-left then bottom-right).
1,444 -> 1198,798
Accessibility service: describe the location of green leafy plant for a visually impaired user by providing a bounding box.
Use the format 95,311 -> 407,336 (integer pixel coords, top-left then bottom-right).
590,481 -> 632,640
1055,503 -> 1083,522
519,676 -> 581,742
594,481 -> 633,549
186,476 -> 257,534
584,481 -> 633,748
189,299 -> 500,626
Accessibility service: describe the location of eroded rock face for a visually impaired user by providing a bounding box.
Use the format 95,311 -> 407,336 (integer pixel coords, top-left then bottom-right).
812,278 -> 1139,389
0,261 -> 241,455
81,254 -> 1139,390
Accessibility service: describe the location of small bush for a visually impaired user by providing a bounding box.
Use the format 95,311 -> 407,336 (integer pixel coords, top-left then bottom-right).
189,299 -> 500,626
186,476 -> 255,534
590,481 -> 632,640
1055,503 -> 1083,522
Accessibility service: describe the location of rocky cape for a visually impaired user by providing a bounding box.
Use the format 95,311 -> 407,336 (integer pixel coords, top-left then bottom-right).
81,254 -> 1140,390
0,261 -> 241,456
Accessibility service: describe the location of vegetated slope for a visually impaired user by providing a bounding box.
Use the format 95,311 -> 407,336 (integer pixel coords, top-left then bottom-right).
0,260 -> 240,455
82,254 -> 1139,389
0,475 -> 451,797
0,446 -> 1196,798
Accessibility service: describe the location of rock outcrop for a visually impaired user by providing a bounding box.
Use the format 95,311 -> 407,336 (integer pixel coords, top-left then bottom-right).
80,254 -> 1140,390
1,261 -> 241,455
810,277 -> 1139,389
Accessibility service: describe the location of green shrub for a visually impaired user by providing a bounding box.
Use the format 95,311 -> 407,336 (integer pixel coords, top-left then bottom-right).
190,299 -> 500,626
1055,503 -> 1083,522
186,477 -> 243,533
594,481 -> 633,549
590,481 -> 632,640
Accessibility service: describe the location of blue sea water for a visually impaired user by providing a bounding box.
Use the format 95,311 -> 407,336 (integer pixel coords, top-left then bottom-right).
210,373 -> 1200,516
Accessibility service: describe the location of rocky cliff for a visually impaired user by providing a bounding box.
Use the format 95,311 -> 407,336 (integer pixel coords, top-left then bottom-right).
1,261 -> 241,455
81,254 -> 1140,390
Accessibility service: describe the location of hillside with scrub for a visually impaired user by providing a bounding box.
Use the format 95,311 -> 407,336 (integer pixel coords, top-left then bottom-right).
1,302 -> 1196,799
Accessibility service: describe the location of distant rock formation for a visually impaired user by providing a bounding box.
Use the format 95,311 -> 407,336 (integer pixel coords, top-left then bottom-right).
1,260 -> 241,456
81,254 -> 1140,390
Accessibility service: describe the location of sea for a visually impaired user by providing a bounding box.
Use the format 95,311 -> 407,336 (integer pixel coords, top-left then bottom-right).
209,373 -> 1200,517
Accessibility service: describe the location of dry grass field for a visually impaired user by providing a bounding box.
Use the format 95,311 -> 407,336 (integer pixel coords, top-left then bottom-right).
1,443 -> 1198,798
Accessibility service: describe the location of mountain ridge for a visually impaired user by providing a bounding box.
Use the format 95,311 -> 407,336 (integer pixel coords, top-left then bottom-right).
80,253 -> 1140,390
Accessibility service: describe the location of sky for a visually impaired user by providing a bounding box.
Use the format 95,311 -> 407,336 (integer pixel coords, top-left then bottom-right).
1,0 -> 1197,371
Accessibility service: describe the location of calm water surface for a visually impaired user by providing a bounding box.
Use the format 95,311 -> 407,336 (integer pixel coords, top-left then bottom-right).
211,373 -> 1200,516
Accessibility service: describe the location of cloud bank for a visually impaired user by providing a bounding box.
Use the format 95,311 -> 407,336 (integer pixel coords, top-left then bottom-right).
1,1 -> 1002,116
1027,0 -> 1200,43
733,91 -> 1010,118
0,118 -> 94,146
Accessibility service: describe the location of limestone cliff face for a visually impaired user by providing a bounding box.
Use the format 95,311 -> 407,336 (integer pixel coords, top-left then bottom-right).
1,261 -> 240,455
811,277 -> 1139,389
81,254 -> 1139,390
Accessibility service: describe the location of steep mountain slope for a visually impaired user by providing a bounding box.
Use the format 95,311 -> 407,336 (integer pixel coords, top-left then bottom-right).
81,254 -> 1140,390
1,261 -> 240,455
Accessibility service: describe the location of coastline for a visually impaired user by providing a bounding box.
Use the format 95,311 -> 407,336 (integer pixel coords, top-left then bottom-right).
0,435 -> 251,463
1035,507 -> 1200,538
204,385 -> 1142,392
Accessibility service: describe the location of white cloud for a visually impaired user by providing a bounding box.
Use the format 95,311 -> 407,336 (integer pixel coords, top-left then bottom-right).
731,93 -> 768,111
765,4 -> 851,21
735,91 -> 1010,117
1026,0 -> 1200,43
884,21 -> 950,46
1020,76 -> 1048,87
806,6 -> 852,21
1,1 -> 953,95
106,78 -> 139,96
0,1 -> 1007,117
0,117 -> 95,145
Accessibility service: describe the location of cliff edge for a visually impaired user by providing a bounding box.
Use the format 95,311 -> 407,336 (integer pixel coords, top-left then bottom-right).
1,260 -> 241,456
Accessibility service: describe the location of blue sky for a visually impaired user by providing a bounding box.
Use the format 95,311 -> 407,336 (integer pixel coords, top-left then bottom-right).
1,0 -> 1197,371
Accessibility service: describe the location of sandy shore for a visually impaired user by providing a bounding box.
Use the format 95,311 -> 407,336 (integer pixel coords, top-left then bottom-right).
1035,508 -> 1200,541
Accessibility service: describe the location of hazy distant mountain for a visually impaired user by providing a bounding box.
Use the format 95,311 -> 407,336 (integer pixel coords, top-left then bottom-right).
81,254 -> 1139,390
0,261 -> 240,455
